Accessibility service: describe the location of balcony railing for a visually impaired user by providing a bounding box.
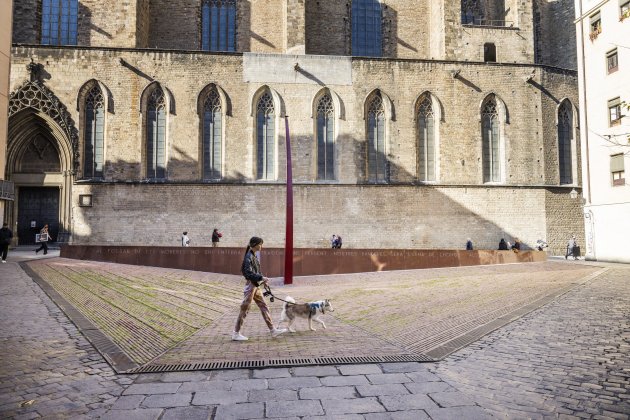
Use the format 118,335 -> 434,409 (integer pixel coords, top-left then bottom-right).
0,180 -> 15,201
462,18 -> 514,28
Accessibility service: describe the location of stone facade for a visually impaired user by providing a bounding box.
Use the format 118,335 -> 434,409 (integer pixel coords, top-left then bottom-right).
6,1 -> 582,254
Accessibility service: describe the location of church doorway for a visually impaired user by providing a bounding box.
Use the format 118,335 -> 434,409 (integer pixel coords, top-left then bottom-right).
17,187 -> 60,245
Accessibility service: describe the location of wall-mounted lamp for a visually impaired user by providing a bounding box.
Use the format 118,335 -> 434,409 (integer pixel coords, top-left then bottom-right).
569,188 -> 578,200
79,194 -> 93,207
450,69 -> 461,79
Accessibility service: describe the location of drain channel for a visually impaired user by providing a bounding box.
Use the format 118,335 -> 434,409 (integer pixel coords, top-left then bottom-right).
127,354 -> 434,374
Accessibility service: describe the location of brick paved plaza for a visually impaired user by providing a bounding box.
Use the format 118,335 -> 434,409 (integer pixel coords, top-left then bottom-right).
0,250 -> 628,419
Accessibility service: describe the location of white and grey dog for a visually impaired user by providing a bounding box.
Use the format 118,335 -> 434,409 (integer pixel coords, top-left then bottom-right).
280,296 -> 333,332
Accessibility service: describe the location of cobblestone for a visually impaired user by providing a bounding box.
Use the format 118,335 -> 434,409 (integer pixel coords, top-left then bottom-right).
1,256 -> 628,418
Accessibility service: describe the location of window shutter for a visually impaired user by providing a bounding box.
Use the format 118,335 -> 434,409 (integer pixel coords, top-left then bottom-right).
611,154 -> 625,172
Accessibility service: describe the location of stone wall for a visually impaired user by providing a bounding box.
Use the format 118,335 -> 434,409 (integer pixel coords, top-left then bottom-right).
10,1 -> 577,70
534,0 -> 577,69
69,182 -> 567,253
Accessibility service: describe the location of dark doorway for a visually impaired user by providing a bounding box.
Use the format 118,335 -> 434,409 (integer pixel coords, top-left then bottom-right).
17,187 -> 60,245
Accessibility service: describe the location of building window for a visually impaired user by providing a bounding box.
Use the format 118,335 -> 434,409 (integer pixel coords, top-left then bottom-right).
146,88 -> 167,179
201,0 -> 236,52
484,43 -> 497,62
607,49 -> 619,74
611,154 -> 625,186
589,12 -> 602,41
558,101 -> 574,185
417,95 -> 436,182
608,97 -> 622,126
41,0 -> 78,45
367,94 -> 387,182
621,0 -> 630,21
256,92 -> 275,180
316,94 -> 335,181
482,97 -> 501,183
461,0 -> 484,25
351,0 -> 382,57
84,86 -> 105,178
202,89 -> 222,180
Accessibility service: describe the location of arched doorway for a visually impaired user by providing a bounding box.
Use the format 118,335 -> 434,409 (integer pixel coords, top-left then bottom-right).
6,79 -> 77,245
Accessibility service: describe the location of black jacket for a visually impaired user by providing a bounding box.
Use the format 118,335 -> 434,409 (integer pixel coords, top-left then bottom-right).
241,250 -> 263,286
0,227 -> 13,245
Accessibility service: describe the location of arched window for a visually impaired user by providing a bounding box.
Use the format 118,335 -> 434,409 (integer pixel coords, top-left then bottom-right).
367,94 -> 387,182
417,95 -> 436,182
461,0 -> 484,25
482,97 -> 501,183
41,0 -> 78,45
558,101 -> 574,185
202,0 -> 236,52
256,92 -> 275,180
202,89 -> 223,180
146,87 -> 167,179
316,94 -> 335,180
352,0 -> 382,57
84,85 -> 105,178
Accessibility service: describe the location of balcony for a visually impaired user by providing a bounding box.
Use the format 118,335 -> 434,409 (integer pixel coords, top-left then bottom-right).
589,26 -> 602,41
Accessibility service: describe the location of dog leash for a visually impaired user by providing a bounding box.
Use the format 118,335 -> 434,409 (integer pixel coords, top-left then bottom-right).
262,284 -> 296,305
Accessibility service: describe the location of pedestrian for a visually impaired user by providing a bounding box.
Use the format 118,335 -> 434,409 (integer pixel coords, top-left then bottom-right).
498,238 -> 508,250
212,228 -> 222,247
232,237 -> 287,341
466,238 -> 473,250
0,222 -> 13,263
511,238 -> 521,252
330,234 -> 337,249
35,224 -> 50,255
181,231 -> 190,247
566,235 -> 578,260
336,235 -> 342,249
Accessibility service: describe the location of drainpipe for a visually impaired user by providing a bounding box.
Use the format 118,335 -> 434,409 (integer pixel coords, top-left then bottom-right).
578,0 -> 592,204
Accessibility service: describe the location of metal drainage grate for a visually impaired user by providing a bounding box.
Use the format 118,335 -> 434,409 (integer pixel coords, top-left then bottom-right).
126,354 -> 434,374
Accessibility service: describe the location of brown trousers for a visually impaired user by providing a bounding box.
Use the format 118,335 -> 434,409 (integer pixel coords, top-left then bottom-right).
234,281 -> 273,332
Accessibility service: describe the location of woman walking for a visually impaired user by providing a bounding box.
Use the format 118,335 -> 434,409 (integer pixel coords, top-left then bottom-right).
232,237 -> 287,341
35,224 -> 50,255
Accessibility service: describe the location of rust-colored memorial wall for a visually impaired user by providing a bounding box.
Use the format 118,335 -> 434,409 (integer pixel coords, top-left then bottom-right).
60,246 -> 546,277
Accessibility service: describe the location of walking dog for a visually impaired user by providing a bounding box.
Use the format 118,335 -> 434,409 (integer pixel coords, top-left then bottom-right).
280,296 -> 333,332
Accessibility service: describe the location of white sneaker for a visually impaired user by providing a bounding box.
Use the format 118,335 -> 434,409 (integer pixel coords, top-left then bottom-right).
231,332 -> 248,341
270,327 -> 287,338
1,260 -> 6,263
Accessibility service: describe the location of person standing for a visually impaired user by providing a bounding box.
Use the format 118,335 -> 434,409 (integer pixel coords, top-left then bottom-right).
566,235 -> 577,260
0,223 -> 13,263
498,238 -> 508,250
511,238 -> 521,252
35,224 -> 50,255
466,238 -> 473,250
330,234 -> 337,249
232,237 -> 287,341
212,228 -> 222,247
181,231 -> 190,247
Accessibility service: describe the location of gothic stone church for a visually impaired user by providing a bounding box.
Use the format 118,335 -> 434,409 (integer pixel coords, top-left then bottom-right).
7,0 -> 582,254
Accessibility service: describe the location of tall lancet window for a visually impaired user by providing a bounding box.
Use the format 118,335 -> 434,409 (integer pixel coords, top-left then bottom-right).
367,95 -> 387,182
461,0 -> 484,25
351,0 -> 382,57
558,101 -> 574,185
482,98 -> 501,183
256,92 -> 275,180
417,96 -> 436,181
84,86 -> 105,178
202,89 -> 223,180
147,88 -> 167,179
316,94 -> 335,180
202,0 -> 237,51
41,0 -> 78,45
